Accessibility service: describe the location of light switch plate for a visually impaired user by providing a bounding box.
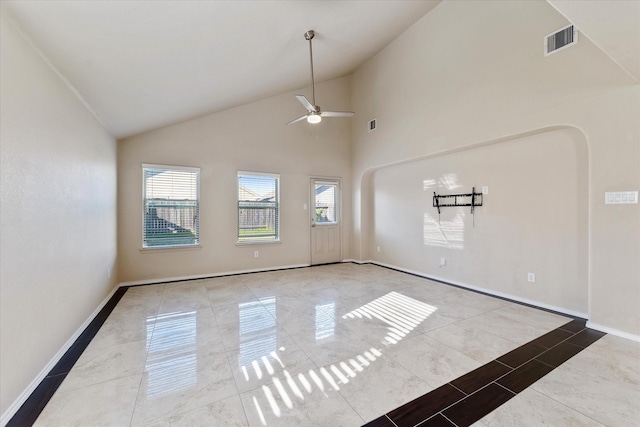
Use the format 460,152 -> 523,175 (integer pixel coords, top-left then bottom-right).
605,191 -> 638,205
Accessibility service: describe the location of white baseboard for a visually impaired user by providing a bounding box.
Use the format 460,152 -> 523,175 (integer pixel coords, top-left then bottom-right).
586,322 -> 640,343
365,260 -> 589,319
0,283 -> 121,427
119,263 -> 310,287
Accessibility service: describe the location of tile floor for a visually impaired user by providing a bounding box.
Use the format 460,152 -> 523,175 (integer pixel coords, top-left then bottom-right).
22,263 -> 640,426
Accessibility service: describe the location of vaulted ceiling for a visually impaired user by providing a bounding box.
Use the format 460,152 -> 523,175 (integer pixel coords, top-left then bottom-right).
1,1 -> 440,138
1,1 -> 637,139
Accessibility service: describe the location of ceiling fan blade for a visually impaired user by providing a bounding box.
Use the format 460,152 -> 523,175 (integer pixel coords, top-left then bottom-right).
286,114 -> 309,125
295,95 -> 317,112
320,111 -> 355,118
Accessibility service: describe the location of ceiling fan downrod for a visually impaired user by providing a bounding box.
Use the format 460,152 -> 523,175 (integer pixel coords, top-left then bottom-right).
304,30 -> 317,108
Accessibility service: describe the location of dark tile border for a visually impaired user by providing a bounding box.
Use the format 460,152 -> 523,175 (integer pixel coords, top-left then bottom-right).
386,384 -> 465,427
367,319 -> 605,427
558,319 -> 587,333
363,415 -> 397,427
442,383 -> 515,426
416,414 -> 456,427
496,341 -> 547,368
450,361 -> 512,395
529,328 -> 574,349
6,287 -> 129,427
496,359 -> 554,394
535,341 -> 584,367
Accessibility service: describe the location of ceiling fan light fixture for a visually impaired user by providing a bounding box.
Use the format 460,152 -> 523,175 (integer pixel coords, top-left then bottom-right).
307,113 -> 322,124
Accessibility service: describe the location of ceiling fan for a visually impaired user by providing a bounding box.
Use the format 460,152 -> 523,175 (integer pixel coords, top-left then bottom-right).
286,30 -> 354,125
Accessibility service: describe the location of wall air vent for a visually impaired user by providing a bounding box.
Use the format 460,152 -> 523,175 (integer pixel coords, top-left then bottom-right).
368,118 -> 377,132
545,24 -> 578,56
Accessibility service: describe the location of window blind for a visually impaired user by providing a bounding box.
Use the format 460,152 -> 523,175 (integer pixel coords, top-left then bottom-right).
143,165 -> 200,248
237,172 -> 279,242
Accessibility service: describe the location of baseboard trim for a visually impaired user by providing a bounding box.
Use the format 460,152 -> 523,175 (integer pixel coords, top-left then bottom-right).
364,260 -> 589,319
0,283 -> 121,427
586,322 -> 640,343
119,263 -> 311,287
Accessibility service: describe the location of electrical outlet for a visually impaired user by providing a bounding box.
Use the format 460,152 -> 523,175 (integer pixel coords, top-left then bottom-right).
107,268 -> 111,278
482,186 -> 489,195
440,257 -> 446,267
377,246 -> 381,252
527,272 -> 535,283
254,251 -> 259,258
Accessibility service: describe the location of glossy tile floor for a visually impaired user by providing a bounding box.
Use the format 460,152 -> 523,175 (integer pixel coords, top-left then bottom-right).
30,264 -> 640,426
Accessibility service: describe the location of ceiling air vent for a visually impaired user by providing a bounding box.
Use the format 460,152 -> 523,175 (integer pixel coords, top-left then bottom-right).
368,118 -> 377,132
545,24 -> 578,56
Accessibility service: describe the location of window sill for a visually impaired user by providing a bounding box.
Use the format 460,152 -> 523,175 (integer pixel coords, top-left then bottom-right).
236,240 -> 282,246
140,245 -> 202,253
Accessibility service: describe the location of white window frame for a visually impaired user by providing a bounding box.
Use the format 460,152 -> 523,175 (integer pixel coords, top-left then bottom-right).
237,171 -> 280,244
142,163 -> 200,249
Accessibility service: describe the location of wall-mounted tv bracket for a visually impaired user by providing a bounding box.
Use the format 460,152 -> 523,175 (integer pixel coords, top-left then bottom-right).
433,187 -> 483,224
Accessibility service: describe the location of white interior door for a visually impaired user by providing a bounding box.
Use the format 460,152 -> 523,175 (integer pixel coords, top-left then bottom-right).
310,179 -> 341,265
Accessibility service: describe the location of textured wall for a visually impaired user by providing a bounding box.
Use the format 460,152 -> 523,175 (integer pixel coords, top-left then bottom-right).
0,14 -> 117,417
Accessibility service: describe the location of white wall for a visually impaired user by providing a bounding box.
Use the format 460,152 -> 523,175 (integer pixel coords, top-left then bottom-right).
118,77 -> 352,283
0,14 -> 117,418
350,1 -> 640,335
372,128 -> 588,314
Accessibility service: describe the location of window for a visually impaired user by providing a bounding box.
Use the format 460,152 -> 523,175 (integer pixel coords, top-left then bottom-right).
142,164 -> 200,248
314,183 -> 338,224
237,172 -> 279,243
